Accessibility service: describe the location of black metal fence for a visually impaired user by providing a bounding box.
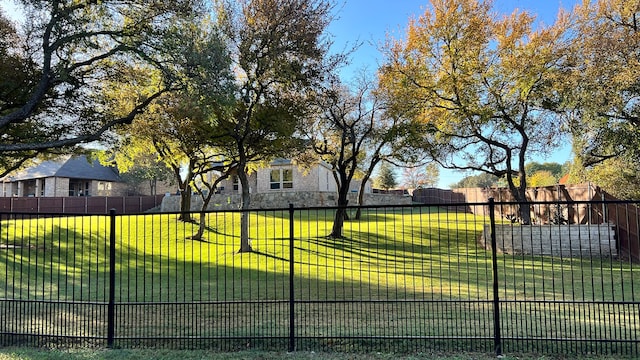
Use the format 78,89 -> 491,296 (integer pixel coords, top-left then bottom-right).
1,200 -> 638,356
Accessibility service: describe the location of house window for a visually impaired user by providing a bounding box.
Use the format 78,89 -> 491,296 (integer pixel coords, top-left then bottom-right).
283,169 -> 293,189
270,170 -> 280,189
270,169 -> 293,190
232,175 -> 239,191
69,180 -> 91,196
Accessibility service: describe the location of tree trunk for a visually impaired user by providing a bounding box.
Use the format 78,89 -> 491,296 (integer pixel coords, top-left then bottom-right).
189,211 -> 207,240
506,177 -> 532,225
237,164 -> 253,253
179,188 -> 192,222
330,190 -> 349,238
354,175 -> 370,220
519,201 -> 532,225
190,187 -> 216,241
517,135 -> 532,224
516,184 -> 532,225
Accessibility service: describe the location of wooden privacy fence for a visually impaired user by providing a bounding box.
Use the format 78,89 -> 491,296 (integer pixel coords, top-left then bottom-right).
413,183 -> 601,216
0,195 -> 165,214
413,184 -> 640,262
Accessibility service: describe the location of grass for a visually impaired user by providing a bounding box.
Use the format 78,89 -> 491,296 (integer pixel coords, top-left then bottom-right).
1,349 -> 634,360
0,348 -> 625,360
0,206 -> 638,356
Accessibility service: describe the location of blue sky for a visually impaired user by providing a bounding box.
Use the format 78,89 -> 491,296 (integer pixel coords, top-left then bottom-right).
1,0 -> 579,188
327,0 -> 580,187
0,1 -> 19,18
328,0 -> 580,74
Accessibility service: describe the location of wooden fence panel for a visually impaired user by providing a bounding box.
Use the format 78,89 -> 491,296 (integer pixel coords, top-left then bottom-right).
38,198 -> 64,213
87,197 -> 108,213
0,196 -> 163,215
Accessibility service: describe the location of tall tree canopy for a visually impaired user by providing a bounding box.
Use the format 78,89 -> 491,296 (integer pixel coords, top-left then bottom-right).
563,0 -> 640,167
379,0 -> 571,224
450,172 -> 498,189
213,0 -> 336,251
102,18 -> 235,223
403,163 -> 440,189
305,77 -> 385,237
0,0 -> 202,176
375,162 -> 397,191
303,70 -> 424,235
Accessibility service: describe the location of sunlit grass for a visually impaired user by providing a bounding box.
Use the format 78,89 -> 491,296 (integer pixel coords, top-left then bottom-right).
1,208 -> 635,302
0,207 -> 637,353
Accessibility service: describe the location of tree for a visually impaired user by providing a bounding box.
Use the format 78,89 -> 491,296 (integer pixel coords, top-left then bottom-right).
402,166 -> 424,191
527,170 -> 557,187
525,162 -> 564,180
569,156 -> 640,200
562,0 -> 640,167
351,71 -> 428,220
0,1 -> 201,177
107,89 -> 226,223
115,153 -> 174,196
403,162 -> 440,189
450,173 -> 498,188
304,76 -> 387,237
303,69 -> 423,228
423,163 -> 440,188
0,10 -> 40,174
109,87 -> 239,230
376,162 -> 397,191
379,0 -> 571,224
558,0 -> 640,198
213,0 -> 335,251
102,14 -> 234,223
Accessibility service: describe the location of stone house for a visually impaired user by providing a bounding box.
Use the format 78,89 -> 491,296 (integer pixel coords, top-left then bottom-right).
1,155 -> 128,197
161,158 -> 397,211
214,158 -> 370,195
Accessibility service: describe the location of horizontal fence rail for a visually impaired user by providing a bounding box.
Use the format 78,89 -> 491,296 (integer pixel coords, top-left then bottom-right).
0,200 -> 638,356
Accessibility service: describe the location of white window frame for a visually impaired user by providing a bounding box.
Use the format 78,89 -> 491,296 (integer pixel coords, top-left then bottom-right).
270,168 -> 293,190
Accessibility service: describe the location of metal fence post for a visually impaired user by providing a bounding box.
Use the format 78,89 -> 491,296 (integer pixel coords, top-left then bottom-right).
107,208 -> 117,348
288,203 -> 296,352
488,198 -> 503,356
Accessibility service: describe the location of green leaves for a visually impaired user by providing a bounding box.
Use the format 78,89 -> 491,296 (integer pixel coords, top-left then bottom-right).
380,0 -> 570,191
565,0 -> 640,168
0,0 -> 205,176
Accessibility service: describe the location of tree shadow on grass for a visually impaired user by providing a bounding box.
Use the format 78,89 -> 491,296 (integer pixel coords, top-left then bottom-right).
1,211 -> 634,354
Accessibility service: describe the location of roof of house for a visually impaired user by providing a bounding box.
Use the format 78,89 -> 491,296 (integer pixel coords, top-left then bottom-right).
5,155 -> 122,182
558,173 -> 570,185
269,158 -> 334,170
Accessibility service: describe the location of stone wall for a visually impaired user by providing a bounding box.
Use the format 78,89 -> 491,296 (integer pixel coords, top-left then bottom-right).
90,180 -> 130,197
480,224 -> 617,257
160,191 -> 412,212
46,177 -> 69,197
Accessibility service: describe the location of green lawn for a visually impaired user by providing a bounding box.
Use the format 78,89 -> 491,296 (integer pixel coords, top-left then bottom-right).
0,207 -> 638,355
2,208 -> 494,302
0,348 -> 628,360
